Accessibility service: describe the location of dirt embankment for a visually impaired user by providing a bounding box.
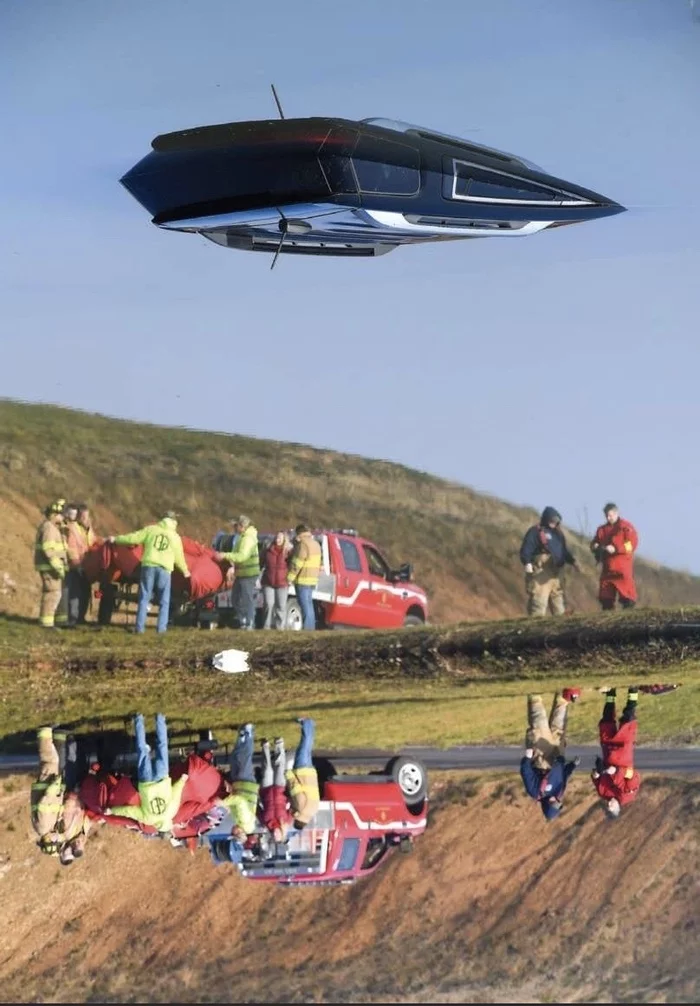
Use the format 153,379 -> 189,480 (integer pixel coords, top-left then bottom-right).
1,773 -> 699,1004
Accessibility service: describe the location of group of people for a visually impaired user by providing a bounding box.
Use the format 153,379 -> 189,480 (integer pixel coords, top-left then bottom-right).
33,501 -> 323,634
34,495 -> 639,631
520,502 -> 638,617
30,715 -> 321,867
520,686 -> 641,820
33,498 -> 97,628
211,516 -> 322,632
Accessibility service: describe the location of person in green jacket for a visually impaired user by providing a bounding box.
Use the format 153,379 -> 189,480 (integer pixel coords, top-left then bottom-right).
214,515 -> 260,630
107,511 -> 190,633
217,722 -> 260,846
107,713 -> 188,833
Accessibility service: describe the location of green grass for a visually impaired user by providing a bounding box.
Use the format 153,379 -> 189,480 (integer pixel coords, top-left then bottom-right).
2,617 -> 699,753
4,397 -> 700,626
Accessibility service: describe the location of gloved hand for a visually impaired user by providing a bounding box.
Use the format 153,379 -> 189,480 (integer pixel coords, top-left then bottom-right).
605,764 -> 617,775
524,748 -> 534,758
524,563 -> 534,575
605,544 -> 616,554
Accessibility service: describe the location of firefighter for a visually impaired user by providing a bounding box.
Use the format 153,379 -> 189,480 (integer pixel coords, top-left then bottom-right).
519,507 -> 579,617
107,510 -> 190,633
285,717 -> 320,829
520,693 -> 580,820
287,524 -> 322,630
34,499 -> 69,628
31,727 -> 90,864
591,686 -> 641,817
63,502 -> 97,625
590,503 -> 639,611
213,515 -> 260,630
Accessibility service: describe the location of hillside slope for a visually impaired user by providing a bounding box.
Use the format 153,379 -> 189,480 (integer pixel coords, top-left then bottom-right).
1,773 -> 699,1004
2,398 -> 700,624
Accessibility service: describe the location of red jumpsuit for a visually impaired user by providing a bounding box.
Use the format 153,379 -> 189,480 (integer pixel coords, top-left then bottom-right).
592,518 -> 638,605
592,717 -> 641,806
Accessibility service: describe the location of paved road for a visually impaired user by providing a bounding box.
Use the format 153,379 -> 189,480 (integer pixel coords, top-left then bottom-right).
2,745 -> 700,775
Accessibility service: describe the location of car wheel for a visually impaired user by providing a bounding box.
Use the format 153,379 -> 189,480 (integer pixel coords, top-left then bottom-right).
285,597 -> 303,631
384,756 -> 428,806
403,614 -> 424,627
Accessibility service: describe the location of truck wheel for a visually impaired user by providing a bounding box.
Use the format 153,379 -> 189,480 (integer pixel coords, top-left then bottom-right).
384,756 -> 428,807
285,597 -> 303,631
403,614 -> 424,627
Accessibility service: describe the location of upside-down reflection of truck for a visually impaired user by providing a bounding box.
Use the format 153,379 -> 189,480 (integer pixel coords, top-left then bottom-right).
190,528 -> 429,631
204,753 -> 430,886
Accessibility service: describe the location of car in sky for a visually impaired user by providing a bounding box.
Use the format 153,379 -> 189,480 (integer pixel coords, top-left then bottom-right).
203,754 -> 430,886
120,110 -> 626,265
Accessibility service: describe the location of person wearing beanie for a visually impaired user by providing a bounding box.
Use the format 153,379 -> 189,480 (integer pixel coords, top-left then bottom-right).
520,692 -> 580,821
591,686 -> 641,817
519,507 -> 579,617
590,503 -> 639,611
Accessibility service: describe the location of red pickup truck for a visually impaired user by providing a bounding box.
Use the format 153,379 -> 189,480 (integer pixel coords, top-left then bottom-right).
196,527 -> 429,631
203,754 -> 429,886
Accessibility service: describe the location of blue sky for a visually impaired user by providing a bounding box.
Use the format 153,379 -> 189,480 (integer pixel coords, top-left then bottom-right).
2,1 -> 699,573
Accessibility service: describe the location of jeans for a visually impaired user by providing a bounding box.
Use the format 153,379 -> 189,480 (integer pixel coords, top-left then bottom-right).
134,713 -> 169,782
263,585 -> 288,629
296,585 -> 315,630
234,576 -> 257,630
293,718 -> 315,769
230,724 -> 255,782
136,565 -> 171,633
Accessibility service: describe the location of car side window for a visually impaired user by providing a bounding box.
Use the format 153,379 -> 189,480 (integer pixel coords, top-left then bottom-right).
363,545 -> 389,579
337,838 -> 361,872
339,538 -> 363,573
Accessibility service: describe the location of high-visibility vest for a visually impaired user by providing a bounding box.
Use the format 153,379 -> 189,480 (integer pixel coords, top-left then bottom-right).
287,534 -> 322,587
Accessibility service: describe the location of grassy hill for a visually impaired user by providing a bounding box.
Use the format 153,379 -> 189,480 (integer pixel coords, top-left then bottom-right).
2,397 -> 700,623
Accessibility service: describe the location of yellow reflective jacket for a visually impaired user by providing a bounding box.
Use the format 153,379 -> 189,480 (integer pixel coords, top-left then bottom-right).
287,533 -> 322,587
219,780 -> 259,834
285,767 -> 320,825
114,518 -> 189,575
110,774 -> 188,832
220,525 -> 260,578
34,519 -> 68,577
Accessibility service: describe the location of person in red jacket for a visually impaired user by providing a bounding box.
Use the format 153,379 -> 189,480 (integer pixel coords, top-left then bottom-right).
261,531 -> 291,630
591,686 -> 641,817
590,503 -> 639,610
259,736 -> 294,841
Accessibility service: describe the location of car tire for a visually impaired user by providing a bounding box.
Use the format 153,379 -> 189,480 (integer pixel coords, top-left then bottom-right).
384,755 -> 428,807
403,614 -> 424,627
285,597 -> 303,631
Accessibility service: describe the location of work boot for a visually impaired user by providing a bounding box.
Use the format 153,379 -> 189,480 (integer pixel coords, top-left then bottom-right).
603,687 -> 616,699
627,686 -> 639,702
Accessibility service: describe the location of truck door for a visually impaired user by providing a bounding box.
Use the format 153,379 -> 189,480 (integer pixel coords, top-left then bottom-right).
361,542 -> 402,628
325,534 -> 372,628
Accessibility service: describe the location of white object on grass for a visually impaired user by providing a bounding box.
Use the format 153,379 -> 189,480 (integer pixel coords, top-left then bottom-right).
212,648 -> 250,674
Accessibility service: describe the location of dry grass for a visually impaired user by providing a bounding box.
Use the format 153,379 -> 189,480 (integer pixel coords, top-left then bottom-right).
3,398 -> 700,627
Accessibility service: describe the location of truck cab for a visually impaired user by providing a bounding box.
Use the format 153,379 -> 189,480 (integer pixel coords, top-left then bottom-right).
196,528 -> 428,631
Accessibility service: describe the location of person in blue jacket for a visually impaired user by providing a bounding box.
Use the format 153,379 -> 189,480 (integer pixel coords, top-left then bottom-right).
520,691 -> 580,820
519,506 -> 579,616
